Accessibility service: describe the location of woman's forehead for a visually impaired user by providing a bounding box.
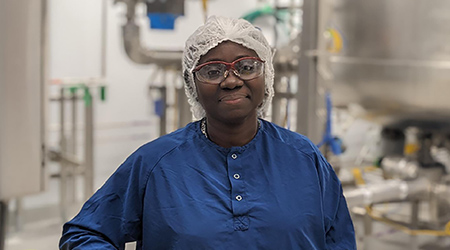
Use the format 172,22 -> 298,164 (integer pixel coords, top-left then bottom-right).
198,41 -> 259,64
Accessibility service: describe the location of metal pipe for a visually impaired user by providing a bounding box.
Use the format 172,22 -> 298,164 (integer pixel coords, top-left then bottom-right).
122,22 -> 182,67
84,90 -> 94,200
59,87 -> 68,221
295,0 -> 321,142
381,156 -> 420,180
40,0 -> 48,193
0,201 -> 6,250
271,74 -> 283,125
177,79 -> 192,128
328,55 -> 450,69
363,211 -> 373,236
69,90 -> 77,202
411,200 -> 420,229
344,178 -> 430,207
158,70 -> 168,136
101,0 -> 108,78
430,184 -> 450,224
116,0 -> 182,67
61,153 -> 83,167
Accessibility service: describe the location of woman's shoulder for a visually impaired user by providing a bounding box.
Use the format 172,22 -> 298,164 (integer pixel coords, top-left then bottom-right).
260,119 -> 319,156
132,121 -> 200,160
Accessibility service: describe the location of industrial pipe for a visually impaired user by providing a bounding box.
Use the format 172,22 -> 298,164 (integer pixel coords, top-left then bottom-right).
116,0 -> 183,68
344,178 -> 430,207
381,156 -> 420,180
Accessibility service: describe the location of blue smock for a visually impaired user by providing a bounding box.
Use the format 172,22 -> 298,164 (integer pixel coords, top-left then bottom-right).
60,119 -> 356,250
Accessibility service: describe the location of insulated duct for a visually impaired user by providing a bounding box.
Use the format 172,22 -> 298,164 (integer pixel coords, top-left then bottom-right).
344,178 -> 430,207
116,0 -> 183,68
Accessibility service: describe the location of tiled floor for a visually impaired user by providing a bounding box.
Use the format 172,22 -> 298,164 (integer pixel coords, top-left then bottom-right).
4,202 -> 137,250
6,217 -> 62,250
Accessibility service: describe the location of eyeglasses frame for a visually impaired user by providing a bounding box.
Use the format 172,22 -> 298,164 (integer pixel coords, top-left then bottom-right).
193,57 -> 265,84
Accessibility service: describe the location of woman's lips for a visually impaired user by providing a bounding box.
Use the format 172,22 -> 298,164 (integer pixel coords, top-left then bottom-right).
219,94 -> 249,104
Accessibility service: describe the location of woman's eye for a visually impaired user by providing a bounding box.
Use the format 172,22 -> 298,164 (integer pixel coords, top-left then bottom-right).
242,65 -> 254,71
207,70 -> 221,78
239,64 -> 256,74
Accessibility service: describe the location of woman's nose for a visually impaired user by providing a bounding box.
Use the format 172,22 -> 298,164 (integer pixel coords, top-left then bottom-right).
220,70 -> 243,89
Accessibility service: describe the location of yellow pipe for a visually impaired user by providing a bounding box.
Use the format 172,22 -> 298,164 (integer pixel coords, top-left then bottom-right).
202,0 -> 208,23
366,206 -> 450,236
326,28 -> 343,53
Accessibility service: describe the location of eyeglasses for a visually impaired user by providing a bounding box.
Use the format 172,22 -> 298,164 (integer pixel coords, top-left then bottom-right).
193,57 -> 265,84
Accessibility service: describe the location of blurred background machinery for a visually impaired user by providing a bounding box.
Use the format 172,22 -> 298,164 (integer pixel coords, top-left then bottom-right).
311,0 -> 450,249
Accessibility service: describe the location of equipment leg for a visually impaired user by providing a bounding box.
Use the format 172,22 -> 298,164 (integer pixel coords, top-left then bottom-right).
0,200 -> 8,250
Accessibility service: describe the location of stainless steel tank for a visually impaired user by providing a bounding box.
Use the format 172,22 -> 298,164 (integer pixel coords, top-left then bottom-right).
320,0 -> 450,126
0,0 -> 47,200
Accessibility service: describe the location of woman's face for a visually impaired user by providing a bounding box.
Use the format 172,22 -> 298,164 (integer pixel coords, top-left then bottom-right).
194,41 -> 265,124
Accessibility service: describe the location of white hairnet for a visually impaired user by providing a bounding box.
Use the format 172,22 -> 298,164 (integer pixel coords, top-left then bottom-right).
183,15 -> 275,120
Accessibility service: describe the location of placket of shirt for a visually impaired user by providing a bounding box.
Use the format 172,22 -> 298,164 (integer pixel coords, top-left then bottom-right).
227,150 -> 249,231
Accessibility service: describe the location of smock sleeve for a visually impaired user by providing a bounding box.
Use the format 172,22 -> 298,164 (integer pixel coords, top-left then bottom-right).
325,191 -> 356,250
315,152 -> 356,250
59,152 -> 148,250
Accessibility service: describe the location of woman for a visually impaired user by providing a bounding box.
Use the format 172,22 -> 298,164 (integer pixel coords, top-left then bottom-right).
60,16 -> 356,249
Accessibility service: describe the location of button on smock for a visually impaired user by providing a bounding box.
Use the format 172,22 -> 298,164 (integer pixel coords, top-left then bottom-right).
235,195 -> 243,201
233,173 -> 240,179
231,153 -> 237,159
